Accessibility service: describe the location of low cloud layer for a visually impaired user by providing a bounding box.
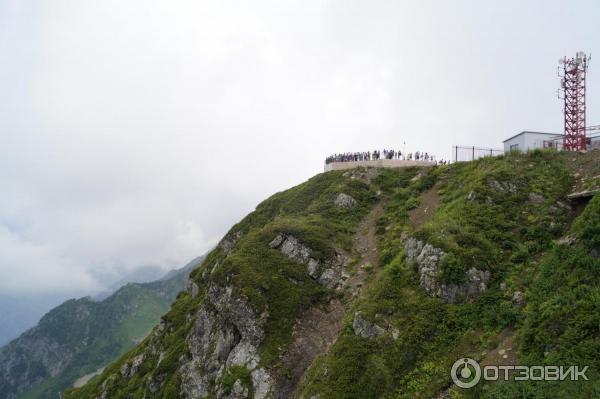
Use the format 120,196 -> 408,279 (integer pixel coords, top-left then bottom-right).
1,0 -> 598,296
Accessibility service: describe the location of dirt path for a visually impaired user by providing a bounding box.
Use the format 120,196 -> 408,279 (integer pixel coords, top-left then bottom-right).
409,185 -> 440,229
73,367 -> 105,388
273,202 -> 384,398
480,328 -> 517,368
345,202 -> 384,297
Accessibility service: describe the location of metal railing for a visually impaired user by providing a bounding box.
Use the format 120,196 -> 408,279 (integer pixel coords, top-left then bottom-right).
452,146 -> 503,162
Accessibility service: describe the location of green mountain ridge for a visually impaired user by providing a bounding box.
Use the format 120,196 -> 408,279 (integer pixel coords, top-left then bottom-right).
57,150 -> 600,398
0,256 -> 205,399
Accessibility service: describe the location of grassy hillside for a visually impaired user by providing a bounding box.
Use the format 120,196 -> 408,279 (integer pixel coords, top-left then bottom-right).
0,259 -> 201,399
65,150 -> 599,399
298,150 -> 599,398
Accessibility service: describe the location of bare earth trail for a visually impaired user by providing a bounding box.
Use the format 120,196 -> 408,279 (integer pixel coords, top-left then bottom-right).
273,202 -> 385,398
409,184 -> 440,229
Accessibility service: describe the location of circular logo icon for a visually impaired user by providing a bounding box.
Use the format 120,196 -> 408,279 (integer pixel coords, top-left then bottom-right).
451,358 -> 481,388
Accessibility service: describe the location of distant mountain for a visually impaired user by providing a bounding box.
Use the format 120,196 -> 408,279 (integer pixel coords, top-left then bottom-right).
93,265 -> 170,301
0,255 -> 205,399
0,295 -> 66,348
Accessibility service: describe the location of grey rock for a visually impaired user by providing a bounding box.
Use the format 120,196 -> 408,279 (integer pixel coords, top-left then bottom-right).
268,234 -> 285,249
334,193 -> 357,208
352,312 -> 386,339
226,340 -> 260,369
512,291 -> 525,307
277,235 -> 313,264
207,285 -> 266,346
251,367 -> 274,399
403,236 -> 490,303
404,237 -> 425,262
528,192 -> 546,204
231,379 -> 249,398
219,231 -> 243,254
318,268 -> 341,290
120,354 -> 144,378
557,235 -> 577,246
489,180 -> 518,194
187,280 -> 200,298
307,259 -> 321,278
269,234 -> 344,289
179,284 -> 273,399
146,373 -> 166,393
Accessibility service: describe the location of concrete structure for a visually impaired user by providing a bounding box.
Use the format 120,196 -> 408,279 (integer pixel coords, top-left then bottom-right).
324,159 -> 435,172
503,131 -> 562,153
503,131 -> 600,153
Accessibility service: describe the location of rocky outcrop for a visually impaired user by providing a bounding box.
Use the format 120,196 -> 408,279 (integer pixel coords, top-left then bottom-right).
121,354 -> 145,379
352,312 -> 385,339
179,283 -> 273,399
556,235 -> 577,246
488,180 -> 518,194
187,280 -> 200,298
334,193 -> 357,209
403,235 -> 490,304
528,192 -> 546,204
351,312 -> 400,340
219,231 -> 243,254
269,234 -> 345,289
511,291 -> 525,307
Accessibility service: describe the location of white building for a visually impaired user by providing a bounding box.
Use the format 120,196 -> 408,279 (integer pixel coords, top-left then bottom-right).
503,131 -> 562,153
503,131 -> 600,153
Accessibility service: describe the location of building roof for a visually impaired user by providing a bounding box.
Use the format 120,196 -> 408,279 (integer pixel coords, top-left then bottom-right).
503,131 -> 562,143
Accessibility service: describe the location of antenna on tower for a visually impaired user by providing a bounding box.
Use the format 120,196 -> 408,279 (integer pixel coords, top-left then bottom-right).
559,52 -> 589,151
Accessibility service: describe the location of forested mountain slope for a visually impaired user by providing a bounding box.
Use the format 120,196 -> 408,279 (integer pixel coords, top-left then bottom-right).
0,257 -> 203,399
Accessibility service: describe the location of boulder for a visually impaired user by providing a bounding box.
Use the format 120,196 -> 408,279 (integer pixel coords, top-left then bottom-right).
219,231 -> 243,254
512,291 -> 525,307
333,193 -> 357,209
269,234 -> 343,289
352,312 -> 386,339
556,235 -> 577,246
528,192 -> 546,204
489,180 -> 517,194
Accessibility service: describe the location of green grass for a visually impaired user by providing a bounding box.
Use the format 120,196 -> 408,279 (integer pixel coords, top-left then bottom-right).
65,168 -> 385,398
297,150 -> 597,398
9,267 -> 193,399
65,150 -> 600,399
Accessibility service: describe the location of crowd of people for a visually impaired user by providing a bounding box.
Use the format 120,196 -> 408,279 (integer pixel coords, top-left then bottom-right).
325,149 -> 449,165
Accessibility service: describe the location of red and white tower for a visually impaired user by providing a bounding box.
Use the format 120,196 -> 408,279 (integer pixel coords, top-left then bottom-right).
559,52 -> 589,151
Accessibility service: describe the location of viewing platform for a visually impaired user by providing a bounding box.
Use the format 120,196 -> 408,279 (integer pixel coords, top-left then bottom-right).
324,159 -> 435,172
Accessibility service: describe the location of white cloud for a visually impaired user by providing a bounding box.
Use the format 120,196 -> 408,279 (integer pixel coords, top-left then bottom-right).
0,0 -> 599,296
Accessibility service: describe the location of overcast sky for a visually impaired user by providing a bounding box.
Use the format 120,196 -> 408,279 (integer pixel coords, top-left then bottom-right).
1,0 -> 599,297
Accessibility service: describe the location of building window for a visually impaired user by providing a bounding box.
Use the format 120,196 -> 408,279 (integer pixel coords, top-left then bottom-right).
510,144 -> 519,151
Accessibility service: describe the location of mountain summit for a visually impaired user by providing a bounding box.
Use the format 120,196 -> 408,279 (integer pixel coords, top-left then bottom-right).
66,150 -> 599,398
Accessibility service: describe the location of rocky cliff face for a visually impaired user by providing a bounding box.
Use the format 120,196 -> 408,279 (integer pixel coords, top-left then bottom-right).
180,283 -> 272,399
402,234 -> 490,303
